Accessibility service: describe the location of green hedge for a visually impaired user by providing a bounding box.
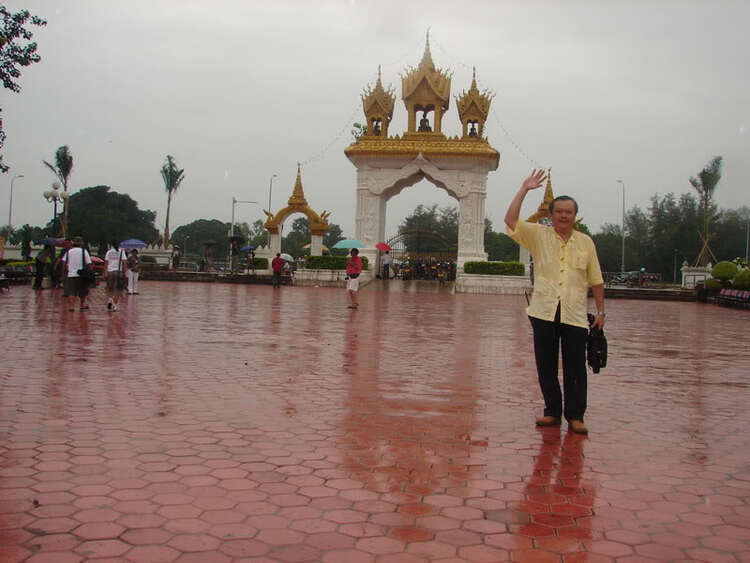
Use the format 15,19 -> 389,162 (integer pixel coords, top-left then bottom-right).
250,257 -> 268,269
305,255 -> 369,270
463,261 -> 525,275
733,268 -> 750,290
5,260 -> 35,267
712,260 -> 738,281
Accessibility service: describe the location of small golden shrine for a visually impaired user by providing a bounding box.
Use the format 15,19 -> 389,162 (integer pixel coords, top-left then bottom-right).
345,33 -> 499,166
263,164 -> 330,237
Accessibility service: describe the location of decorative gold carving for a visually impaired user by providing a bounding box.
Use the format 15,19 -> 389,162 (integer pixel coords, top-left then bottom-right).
264,164 -> 330,236
345,135 -> 499,165
456,68 -> 493,139
362,66 -> 396,138
401,31 -> 452,134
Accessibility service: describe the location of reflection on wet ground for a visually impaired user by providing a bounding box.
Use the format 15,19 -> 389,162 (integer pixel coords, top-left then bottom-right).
1,282 -> 749,562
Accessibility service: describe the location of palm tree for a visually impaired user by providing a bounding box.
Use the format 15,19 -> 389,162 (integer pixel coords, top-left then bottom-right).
689,156 -> 722,266
43,146 -> 73,238
161,155 -> 185,249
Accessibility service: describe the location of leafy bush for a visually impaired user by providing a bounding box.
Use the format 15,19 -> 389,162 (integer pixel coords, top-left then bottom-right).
5,260 -> 34,267
250,257 -> 268,269
305,255 -> 369,270
733,268 -> 750,290
712,260 -> 738,281
704,279 -> 723,294
463,261 -> 525,275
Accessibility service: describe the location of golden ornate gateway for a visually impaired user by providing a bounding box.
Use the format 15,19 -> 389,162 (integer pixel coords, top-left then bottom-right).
344,33 -> 500,272
263,164 -> 330,256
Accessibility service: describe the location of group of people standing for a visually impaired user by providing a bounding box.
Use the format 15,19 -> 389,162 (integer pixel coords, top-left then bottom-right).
32,237 -> 140,312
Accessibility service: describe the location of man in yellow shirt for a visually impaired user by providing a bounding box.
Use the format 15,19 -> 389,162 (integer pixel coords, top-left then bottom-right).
505,170 -> 606,434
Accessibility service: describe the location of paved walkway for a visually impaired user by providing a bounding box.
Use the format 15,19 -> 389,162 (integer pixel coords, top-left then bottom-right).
1,282 -> 749,562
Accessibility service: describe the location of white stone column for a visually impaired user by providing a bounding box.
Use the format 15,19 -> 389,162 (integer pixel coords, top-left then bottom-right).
310,234 -> 323,256
354,179 -> 382,272
270,233 -> 281,256
457,191 -> 488,270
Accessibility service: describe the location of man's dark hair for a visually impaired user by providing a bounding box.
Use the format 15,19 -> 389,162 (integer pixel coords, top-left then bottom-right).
549,195 -> 578,214
276,253 -> 280,257
111,240 -> 119,250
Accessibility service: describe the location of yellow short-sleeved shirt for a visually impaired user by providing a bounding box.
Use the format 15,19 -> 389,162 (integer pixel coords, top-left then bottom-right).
507,220 -> 604,329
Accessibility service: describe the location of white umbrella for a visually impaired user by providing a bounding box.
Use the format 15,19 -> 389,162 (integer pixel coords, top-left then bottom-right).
279,253 -> 294,262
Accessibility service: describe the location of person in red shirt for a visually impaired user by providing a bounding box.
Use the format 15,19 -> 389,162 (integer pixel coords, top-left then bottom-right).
271,253 -> 285,288
345,248 -> 363,308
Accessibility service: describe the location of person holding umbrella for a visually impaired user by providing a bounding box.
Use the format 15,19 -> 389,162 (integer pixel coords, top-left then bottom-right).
126,249 -> 140,294
345,248 -> 362,309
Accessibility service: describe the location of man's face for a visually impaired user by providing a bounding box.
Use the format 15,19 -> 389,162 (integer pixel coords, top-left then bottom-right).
551,200 -> 577,232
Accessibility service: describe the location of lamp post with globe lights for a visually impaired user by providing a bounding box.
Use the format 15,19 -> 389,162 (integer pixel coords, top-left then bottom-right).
43,182 -> 68,237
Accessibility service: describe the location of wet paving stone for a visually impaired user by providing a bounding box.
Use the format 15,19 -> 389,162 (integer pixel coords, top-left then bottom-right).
1,282 -> 749,561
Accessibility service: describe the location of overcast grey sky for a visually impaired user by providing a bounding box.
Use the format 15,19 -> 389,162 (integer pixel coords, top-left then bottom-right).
3,0 -> 748,241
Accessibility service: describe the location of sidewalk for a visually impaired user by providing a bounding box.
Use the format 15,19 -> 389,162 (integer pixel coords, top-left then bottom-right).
1,283 -> 749,562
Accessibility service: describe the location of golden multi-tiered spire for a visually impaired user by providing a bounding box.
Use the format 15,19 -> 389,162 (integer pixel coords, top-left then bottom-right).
288,163 -> 307,206
401,31 -> 452,134
527,170 -> 555,224
456,68 -> 494,139
361,66 -> 396,138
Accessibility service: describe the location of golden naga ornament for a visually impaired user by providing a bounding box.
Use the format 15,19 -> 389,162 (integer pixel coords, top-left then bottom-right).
264,164 -> 330,236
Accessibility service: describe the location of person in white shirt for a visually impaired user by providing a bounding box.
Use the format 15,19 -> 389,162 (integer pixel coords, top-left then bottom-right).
62,236 -> 92,312
104,241 -> 128,311
381,251 -> 393,280
127,249 -> 140,294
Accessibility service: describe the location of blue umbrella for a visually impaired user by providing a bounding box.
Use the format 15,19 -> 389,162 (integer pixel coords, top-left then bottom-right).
120,238 -> 147,249
332,239 -> 364,249
240,244 -> 256,252
35,237 -> 65,247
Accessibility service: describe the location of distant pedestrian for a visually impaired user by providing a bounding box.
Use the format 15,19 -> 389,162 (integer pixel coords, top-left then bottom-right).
33,245 -> 52,290
381,251 -> 393,280
62,236 -> 92,312
346,248 -> 362,309
271,253 -> 285,288
104,241 -> 127,311
171,245 -> 180,270
127,249 -> 140,294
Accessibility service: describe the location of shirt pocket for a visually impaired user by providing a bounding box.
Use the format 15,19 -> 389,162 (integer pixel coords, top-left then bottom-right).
573,250 -> 588,271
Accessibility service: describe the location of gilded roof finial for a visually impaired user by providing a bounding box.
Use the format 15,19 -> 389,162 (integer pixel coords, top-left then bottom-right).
289,163 -> 307,205
471,66 -> 477,89
420,29 -> 435,70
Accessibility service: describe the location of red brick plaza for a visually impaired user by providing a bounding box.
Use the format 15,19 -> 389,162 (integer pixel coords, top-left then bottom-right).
1,282 -> 749,562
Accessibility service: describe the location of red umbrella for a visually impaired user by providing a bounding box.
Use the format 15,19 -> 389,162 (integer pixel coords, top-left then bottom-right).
90,256 -> 104,263
376,242 -> 391,251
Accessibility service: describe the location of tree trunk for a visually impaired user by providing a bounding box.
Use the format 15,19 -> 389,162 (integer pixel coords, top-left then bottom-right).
61,191 -> 69,239
164,192 -> 172,249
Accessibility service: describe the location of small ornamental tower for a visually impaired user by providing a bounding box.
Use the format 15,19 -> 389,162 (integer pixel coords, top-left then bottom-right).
361,66 -> 396,138
456,68 -> 494,139
401,32 -> 452,135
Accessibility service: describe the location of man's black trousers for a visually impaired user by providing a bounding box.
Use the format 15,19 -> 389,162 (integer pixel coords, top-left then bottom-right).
529,306 -> 588,421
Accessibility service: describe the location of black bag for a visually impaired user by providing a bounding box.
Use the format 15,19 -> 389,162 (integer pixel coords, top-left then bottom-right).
586,313 -> 608,374
77,249 -> 96,283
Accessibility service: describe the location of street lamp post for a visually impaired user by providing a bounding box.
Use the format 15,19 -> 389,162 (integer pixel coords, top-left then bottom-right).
267,173 -> 277,246
230,197 -> 258,271
7,174 -> 24,235
43,182 -> 67,237
617,180 -> 626,273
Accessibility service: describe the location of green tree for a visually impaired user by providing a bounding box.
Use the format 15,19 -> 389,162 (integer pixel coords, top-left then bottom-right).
43,146 -> 73,238
0,6 -> 47,173
62,186 -> 158,253
690,156 -> 722,265
592,224 -> 623,274
323,223 -> 345,255
398,204 -> 458,253
160,155 -> 185,248
171,219 -> 230,262
281,216 -> 310,257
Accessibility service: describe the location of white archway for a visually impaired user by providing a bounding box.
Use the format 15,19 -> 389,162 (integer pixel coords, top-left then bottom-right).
351,153 -> 492,271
